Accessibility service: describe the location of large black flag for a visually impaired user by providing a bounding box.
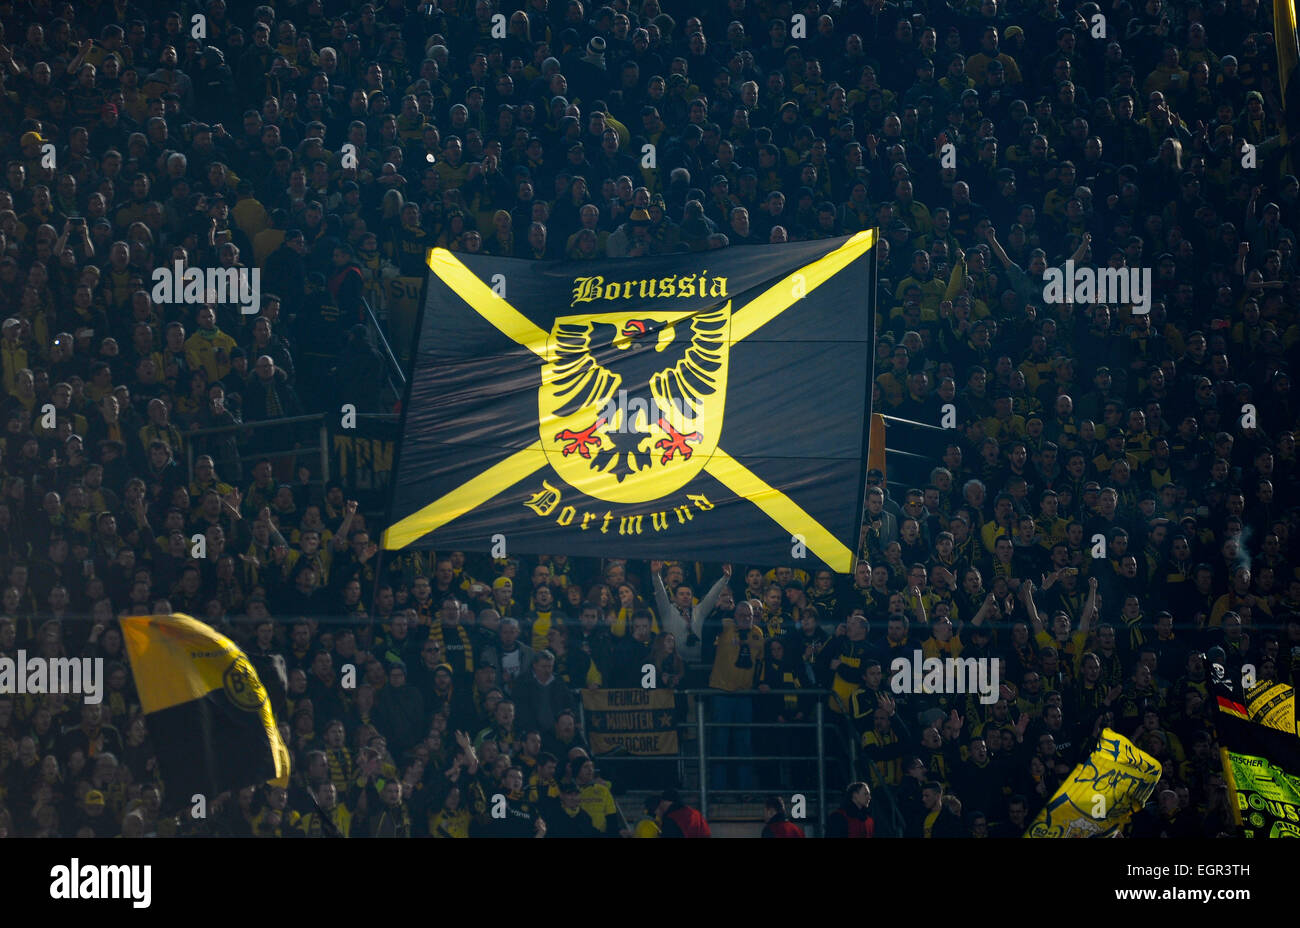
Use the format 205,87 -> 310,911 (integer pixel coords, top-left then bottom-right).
382,233 -> 877,572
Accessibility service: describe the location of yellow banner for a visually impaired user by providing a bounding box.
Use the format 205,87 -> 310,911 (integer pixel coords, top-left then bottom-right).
1243,681 -> 1297,737
1025,728 -> 1162,837
1223,749 -> 1300,838
581,688 -> 679,755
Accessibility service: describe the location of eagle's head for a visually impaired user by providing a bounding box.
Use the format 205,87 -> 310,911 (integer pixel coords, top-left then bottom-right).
615,318 -> 674,351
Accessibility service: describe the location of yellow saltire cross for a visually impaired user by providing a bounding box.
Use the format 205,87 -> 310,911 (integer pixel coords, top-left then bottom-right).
382,231 -> 877,572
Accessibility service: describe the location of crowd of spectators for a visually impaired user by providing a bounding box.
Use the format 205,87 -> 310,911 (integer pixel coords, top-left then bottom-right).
0,0 -> 1299,838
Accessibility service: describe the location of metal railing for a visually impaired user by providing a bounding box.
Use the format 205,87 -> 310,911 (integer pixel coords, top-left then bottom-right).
571,685 -> 849,836
185,413 -> 329,485
693,689 -> 830,834
877,413 -> 952,492
361,295 -> 406,409
850,740 -> 909,838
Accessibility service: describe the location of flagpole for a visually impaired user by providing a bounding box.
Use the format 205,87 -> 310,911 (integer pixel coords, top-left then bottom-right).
307,785 -> 343,838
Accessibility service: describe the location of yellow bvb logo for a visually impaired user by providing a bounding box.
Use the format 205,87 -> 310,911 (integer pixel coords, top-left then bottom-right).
223,654 -> 268,711
539,303 -> 731,503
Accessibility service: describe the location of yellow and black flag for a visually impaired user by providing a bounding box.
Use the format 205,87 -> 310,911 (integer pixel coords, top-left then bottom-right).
1024,728 -> 1162,837
383,233 -> 878,571
1215,679 -> 1300,837
121,614 -> 291,806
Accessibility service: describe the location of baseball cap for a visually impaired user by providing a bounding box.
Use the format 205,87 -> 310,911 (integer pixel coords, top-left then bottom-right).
492,577 -> 512,589
1005,25 -> 1024,38
20,131 -> 45,147
84,790 -> 106,807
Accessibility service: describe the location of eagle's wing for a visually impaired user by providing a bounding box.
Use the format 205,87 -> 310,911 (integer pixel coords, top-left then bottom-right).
550,320 -> 621,419
650,302 -> 729,419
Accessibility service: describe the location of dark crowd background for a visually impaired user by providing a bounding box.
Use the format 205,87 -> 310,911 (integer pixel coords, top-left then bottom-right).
0,0 -> 1298,839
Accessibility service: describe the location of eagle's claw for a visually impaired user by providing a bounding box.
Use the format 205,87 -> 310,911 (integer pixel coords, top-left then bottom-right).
655,418 -> 702,463
555,418 -> 606,458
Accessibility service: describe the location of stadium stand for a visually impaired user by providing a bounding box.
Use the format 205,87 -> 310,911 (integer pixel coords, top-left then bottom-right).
0,0 -> 1297,839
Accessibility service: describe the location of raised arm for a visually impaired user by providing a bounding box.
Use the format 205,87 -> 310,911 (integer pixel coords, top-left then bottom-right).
1069,232 -> 1092,264
971,591 -> 998,627
649,560 -> 674,617
333,500 -> 358,550
944,255 -> 968,300
1020,577 -> 1044,635
648,559 -> 693,641
1079,576 -> 1100,636
983,226 -> 1014,269
909,584 -> 927,627
695,563 -> 732,622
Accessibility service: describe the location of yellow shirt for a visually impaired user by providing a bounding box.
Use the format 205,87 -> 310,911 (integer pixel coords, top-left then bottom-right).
981,520 -> 1011,553
578,782 -> 617,832
184,330 -> 238,382
1035,629 -> 1089,672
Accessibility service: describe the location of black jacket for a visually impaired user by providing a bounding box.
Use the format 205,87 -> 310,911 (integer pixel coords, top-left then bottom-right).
512,671 -> 577,736
545,805 -> 601,838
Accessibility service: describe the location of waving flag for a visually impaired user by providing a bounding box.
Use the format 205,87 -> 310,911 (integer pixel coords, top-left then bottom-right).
383,234 -> 878,571
1025,729 -> 1162,837
121,614 -> 290,809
